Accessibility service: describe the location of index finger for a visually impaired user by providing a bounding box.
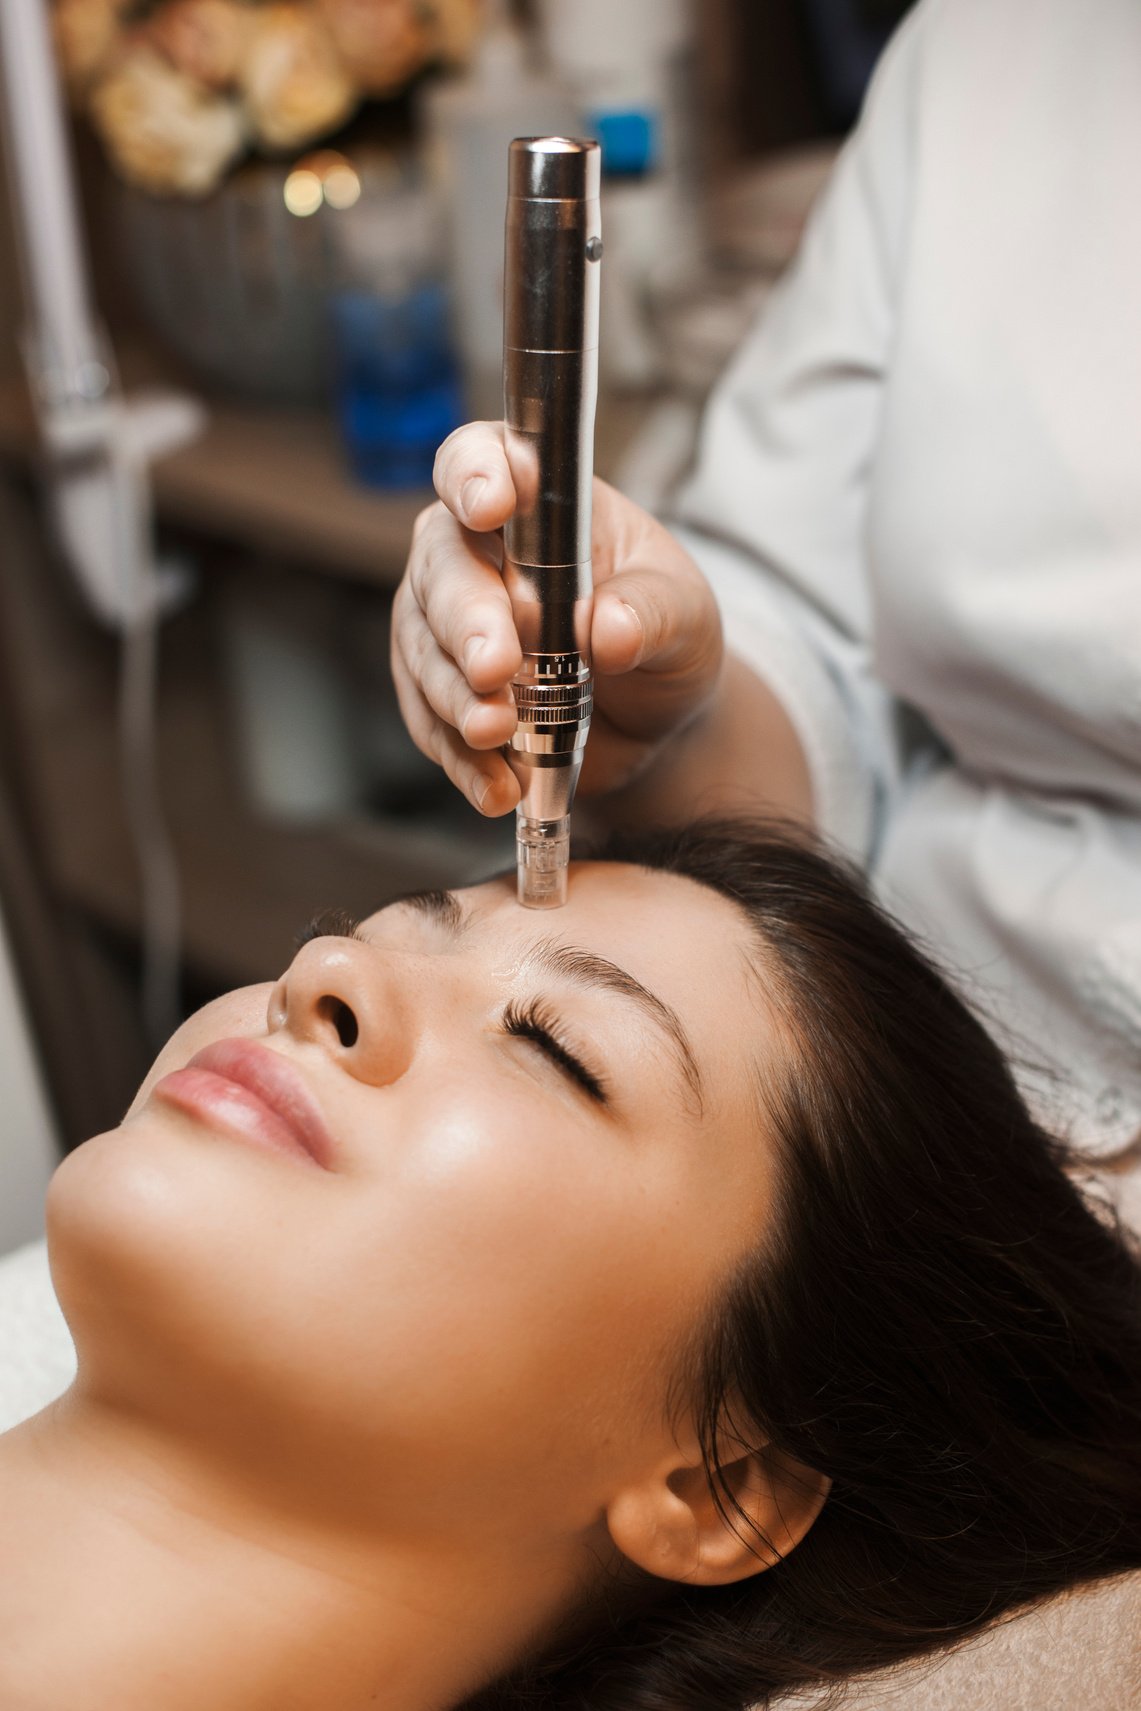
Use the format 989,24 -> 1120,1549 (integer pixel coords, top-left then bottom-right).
434,421 -> 518,533
408,512 -> 522,691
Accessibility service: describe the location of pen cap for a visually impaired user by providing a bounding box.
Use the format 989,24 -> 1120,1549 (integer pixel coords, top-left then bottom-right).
504,137 -> 601,358
504,136 -> 601,579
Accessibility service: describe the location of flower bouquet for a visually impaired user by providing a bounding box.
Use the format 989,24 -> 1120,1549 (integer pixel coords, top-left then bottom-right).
52,0 -> 481,197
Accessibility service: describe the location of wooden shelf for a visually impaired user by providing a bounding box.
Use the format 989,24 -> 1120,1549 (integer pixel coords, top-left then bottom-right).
0,368 -> 425,585
0,356 -> 653,584
146,403 -> 428,585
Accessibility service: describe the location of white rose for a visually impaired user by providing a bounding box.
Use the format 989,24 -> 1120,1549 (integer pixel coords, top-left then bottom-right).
146,0 -> 253,90
240,4 -> 358,154
89,45 -> 246,197
316,0 -> 428,98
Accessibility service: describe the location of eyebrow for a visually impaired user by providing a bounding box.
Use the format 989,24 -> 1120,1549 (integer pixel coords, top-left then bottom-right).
527,938 -> 705,1115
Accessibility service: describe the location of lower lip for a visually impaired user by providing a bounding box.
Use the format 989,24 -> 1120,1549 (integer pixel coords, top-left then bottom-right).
151,1068 -> 325,1169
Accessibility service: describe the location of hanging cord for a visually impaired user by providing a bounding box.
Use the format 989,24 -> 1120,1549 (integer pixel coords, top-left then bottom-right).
114,427 -> 183,1049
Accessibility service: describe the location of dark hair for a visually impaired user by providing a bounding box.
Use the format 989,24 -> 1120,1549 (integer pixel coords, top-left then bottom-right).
466,819 -> 1141,1710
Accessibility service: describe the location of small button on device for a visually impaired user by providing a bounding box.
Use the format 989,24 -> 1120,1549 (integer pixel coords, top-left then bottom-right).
585,236 -> 603,262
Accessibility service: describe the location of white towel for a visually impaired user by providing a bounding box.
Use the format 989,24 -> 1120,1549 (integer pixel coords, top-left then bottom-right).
0,1236 -> 76,1432
777,1572 -> 1141,1710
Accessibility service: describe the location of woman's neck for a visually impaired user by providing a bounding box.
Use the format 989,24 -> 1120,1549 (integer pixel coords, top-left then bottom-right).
0,1386 -> 574,1711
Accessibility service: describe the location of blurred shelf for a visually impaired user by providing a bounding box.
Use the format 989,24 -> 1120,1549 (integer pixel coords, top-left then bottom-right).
142,403 -> 427,585
0,369 -> 424,585
0,357 -> 653,585
31,605 -> 513,989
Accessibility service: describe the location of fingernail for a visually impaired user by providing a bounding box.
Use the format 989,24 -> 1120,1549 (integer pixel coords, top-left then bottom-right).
473,773 -> 491,810
463,636 -> 488,677
461,476 -> 488,521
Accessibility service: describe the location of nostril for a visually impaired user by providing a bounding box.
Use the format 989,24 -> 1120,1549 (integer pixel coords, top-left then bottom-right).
317,995 -> 359,1049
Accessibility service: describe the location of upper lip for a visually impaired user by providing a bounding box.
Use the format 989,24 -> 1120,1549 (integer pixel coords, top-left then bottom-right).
184,1038 -> 337,1170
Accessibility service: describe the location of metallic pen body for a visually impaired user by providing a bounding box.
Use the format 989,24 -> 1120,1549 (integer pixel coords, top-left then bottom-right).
502,137 -> 601,909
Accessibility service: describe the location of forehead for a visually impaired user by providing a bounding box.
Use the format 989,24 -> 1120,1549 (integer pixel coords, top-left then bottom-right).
499,858 -> 751,992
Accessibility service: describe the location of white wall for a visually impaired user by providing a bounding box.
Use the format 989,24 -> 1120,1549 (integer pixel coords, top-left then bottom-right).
0,901 -> 59,1257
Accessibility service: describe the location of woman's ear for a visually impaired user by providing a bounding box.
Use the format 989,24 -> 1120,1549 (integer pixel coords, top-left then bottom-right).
605,1434 -> 830,1587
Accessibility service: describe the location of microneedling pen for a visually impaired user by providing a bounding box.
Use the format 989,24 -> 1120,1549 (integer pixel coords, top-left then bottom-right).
501,136 -> 602,910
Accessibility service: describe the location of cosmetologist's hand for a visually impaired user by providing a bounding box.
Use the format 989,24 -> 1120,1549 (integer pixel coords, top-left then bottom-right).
392,420 -> 723,816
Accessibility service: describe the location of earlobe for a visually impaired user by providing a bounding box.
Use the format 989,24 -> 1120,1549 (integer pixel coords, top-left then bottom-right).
606,1441 -> 830,1588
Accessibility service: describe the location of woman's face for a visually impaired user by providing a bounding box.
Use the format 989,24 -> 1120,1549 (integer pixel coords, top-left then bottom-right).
47,863 -> 777,1549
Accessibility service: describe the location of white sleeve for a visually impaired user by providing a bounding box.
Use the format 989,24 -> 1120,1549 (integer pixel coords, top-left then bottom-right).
667,1 -> 930,864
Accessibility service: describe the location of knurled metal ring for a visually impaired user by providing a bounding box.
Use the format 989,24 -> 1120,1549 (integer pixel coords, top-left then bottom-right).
512,681 -> 594,713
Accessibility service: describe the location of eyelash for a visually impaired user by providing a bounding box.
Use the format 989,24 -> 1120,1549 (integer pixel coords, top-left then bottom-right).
503,999 -> 609,1105
294,920 -> 609,1106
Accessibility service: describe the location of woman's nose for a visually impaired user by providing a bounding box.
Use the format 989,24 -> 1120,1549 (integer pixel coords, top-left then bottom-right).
266,938 -> 414,1085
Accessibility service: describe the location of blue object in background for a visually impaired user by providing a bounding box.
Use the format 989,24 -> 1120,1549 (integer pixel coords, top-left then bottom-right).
588,108 -> 660,178
330,283 -> 464,491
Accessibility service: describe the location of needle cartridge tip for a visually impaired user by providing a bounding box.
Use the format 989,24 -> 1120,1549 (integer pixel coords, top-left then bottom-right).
516,815 -> 571,910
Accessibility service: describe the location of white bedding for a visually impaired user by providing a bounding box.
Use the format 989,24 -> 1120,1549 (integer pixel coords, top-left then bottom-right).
0,1236 -> 76,1433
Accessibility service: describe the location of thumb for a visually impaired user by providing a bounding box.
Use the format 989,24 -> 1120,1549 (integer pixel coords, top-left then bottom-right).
592,566 -> 722,687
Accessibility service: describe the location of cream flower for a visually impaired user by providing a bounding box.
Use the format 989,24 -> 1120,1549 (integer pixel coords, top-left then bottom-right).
316,0 -> 428,96
146,0 -> 253,90
89,44 -> 246,196
240,4 -> 358,153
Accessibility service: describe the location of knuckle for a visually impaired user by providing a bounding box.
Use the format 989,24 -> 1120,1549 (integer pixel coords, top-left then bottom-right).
400,699 -> 430,756
452,686 -> 476,733
410,499 -> 444,564
409,537 -> 450,615
637,583 -> 672,653
391,578 -> 415,635
408,618 -> 436,678
437,735 -> 466,792
447,680 -> 473,735
426,719 -> 448,765
432,429 -> 469,498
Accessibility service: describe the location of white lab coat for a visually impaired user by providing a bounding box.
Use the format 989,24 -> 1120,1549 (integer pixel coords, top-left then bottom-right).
672,0 -> 1141,1160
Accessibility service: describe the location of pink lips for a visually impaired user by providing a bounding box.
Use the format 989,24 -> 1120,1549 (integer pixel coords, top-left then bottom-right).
152,1038 -> 336,1171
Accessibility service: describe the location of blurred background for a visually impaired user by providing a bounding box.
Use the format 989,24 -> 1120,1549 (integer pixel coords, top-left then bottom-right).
0,0 -> 914,1247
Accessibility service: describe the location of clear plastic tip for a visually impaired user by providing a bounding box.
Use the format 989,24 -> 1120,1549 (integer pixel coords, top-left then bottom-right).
516,814 -> 571,909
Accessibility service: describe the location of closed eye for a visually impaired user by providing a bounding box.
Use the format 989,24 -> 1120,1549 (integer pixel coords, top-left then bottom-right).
503,999 -> 609,1106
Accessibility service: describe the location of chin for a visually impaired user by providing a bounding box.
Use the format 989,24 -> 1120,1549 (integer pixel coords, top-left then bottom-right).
41,1102 -> 334,1446
43,1114 -> 248,1414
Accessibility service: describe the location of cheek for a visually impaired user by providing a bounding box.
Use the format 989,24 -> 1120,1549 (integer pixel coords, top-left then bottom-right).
327,1075 -> 707,1460
45,1040 -> 727,1528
